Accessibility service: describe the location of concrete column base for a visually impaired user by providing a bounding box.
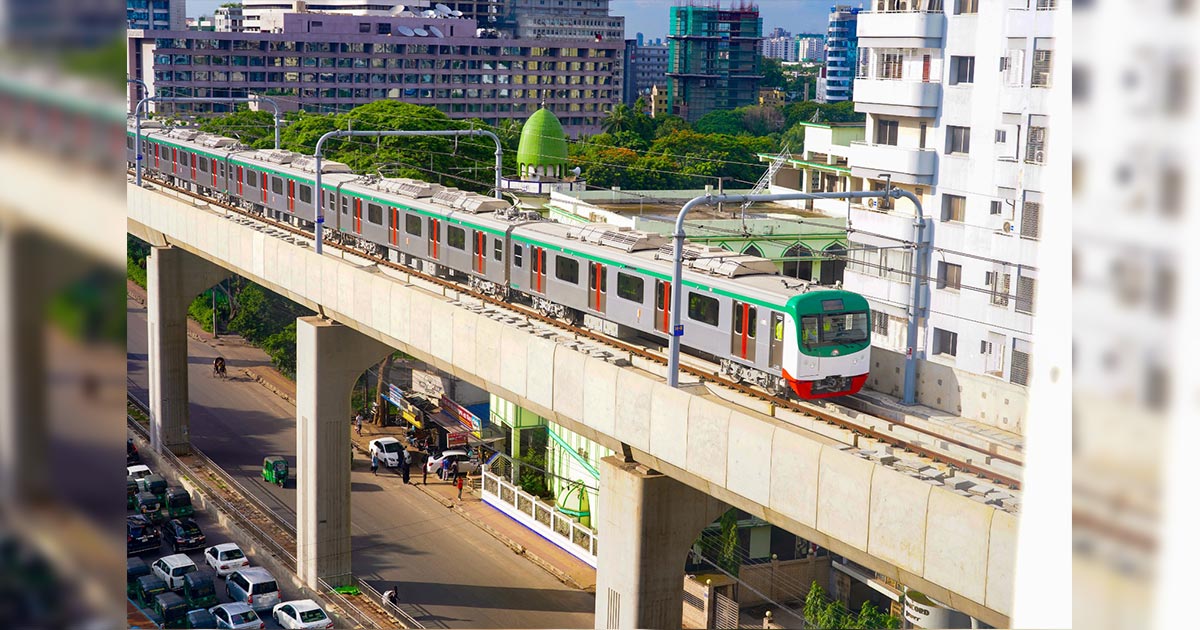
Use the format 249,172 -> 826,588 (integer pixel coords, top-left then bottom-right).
295,317 -> 389,590
594,456 -> 727,630
146,245 -> 228,455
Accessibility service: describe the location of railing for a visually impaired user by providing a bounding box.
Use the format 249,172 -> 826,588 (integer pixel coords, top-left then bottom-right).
480,461 -> 598,565
865,0 -> 945,12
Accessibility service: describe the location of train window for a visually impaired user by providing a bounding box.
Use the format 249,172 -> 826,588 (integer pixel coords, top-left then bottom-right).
246,170 -> 257,187
126,137 -> 133,149
298,185 -> 312,204
493,238 -> 503,261
555,255 -> 579,284
687,292 -> 720,327
341,196 -> 349,215
367,203 -> 383,224
617,273 -> 644,302
447,226 -> 466,250
271,177 -> 283,194
732,305 -> 757,338
513,244 -> 523,267
199,159 -> 209,173
405,214 -> 422,236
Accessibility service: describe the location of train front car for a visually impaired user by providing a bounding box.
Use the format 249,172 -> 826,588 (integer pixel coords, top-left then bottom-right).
781,291 -> 871,399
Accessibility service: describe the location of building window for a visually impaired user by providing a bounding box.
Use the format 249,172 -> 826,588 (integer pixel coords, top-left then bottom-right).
995,129 -> 1007,143
687,292 -> 720,327
950,56 -> 975,85
878,53 -> 903,80
359,22 -> 370,33
1016,274 -> 1037,314
956,0 -> 979,14
1026,126 -> 1047,164
941,194 -> 966,222
937,261 -> 963,290
986,271 -> 1011,306
555,255 -> 579,284
1021,200 -> 1041,239
946,126 -> 971,155
1002,45 -> 1025,86
871,311 -> 889,336
933,328 -> 958,357
990,200 -> 1003,215
405,214 -> 422,236
1031,48 -> 1053,87
875,119 -> 899,146
616,272 -> 644,302
447,225 -> 466,250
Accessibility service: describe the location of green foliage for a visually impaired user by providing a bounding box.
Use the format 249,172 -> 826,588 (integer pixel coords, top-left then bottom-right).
196,109 -> 277,148
61,37 -> 127,90
783,100 -> 864,128
760,57 -> 788,89
802,581 -> 901,629
515,427 -> 553,499
693,109 -> 744,136
716,509 -> 740,577
653,115 -> 690,138
741,105 -> 786,136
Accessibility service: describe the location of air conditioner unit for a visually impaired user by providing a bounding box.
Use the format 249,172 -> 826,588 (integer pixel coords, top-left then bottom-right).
867,198 -> 880,210
1002,221 -> 1014,234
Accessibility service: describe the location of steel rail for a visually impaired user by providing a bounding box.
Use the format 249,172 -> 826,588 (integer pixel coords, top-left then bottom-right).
129,172 -> 1022,490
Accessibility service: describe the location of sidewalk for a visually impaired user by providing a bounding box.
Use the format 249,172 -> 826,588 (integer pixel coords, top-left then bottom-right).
130,280 -> 597,592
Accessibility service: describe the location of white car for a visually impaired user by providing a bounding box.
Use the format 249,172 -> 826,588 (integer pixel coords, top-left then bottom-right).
368,437 -> 403,468
210,602 -> 263,629
127,464 -> 152,482
151,553 -> 197,591
273,599 -> 334,629
424,450 -> 479,478
204,542 -> 250,577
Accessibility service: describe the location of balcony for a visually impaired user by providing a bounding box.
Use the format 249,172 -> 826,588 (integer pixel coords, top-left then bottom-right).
853,78 -> 941,117
857,9 -> 946,48
848,142 -> 936,185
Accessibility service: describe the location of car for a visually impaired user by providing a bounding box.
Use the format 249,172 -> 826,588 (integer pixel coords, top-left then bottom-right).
368,437 -> 403,468
128,438 -> 141,465
152,553 -> 198,591
164,518 -> 207,553
424,449 -> 479,478
128,464 -> 153,487
127,515 -> 160,556
209,602 -> 264,630
225,567 -> 281,612
273,599 -> 334,629
204,543 -> 250,577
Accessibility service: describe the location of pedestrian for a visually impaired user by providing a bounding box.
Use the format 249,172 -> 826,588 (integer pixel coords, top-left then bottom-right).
355,413 -> 363,437
455,473 -> 464,500
370,452 -> 379,476
382,585 -> 397,607
401,450 -> 411,484
441,457 -> 451,480
421,452 -> 429,485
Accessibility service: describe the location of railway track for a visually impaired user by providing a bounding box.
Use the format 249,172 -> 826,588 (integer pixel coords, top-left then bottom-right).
132,173 -> 1023,494
126,393 -> 423,629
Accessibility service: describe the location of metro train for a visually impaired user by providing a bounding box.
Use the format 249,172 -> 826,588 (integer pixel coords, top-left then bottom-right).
127,121 -> 871,398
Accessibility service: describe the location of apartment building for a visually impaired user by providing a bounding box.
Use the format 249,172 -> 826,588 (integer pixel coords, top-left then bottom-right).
622,38 -> 668,105
816,5 -> 859,103
797,36 -> 824,62
127,0 -> 186,31
769,0 -> 1060,431
214,5 -> 246,32
666,3 -> 763,122
762,36 -> 798,62
127,11 -> 622,136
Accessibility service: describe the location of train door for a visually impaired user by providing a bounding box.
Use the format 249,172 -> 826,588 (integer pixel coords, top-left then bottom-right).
388,208 -> 399,246
731,301 -> 757,362
211,158 -> 219,187
171,148 -> 177,174
190,153 -> 197,179
353,198 -> 362,233
428,217 -> 440,259
260,172 -> 267,204
286,179 -> 295,212
529,246 -> 546,293
587,262 -> 606,313
654,280 -> 671,334
153,144 -> 160,169
235,166 -> 243,196
768,311 -> 785,370
472,231 -> 487,274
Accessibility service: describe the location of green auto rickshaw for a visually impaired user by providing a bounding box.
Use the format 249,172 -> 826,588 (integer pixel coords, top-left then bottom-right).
153,591 -> 190,629
127,557 -> 152,598
165,487 -> 194,519
127,476 -> 140,510
262,456 -> 288,486
135,491 -> 165,524
143,474 -> 169,502
181,572 -> 217,609
134,574 -> 168,608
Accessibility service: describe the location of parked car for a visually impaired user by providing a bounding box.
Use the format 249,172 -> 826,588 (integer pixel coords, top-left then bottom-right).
128,464 -> 153,487
154,591 -> 190,629
152,553 -> 197,591
127,515 -> 160,556
273,599 -> 334,629
127,438 -> 141,465
424,449 -> 479,478
164,518 -> 207,553
369,437 -> 403,468
185,608 -> 217,629
225,567 -> 281,612
209,602 -> 264,630
204,542 -> 249,577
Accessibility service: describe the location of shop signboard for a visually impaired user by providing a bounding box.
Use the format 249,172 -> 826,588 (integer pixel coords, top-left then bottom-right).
412,370 -> 446,400
447,432 -> 469,448
903,591 -> 958,629
441,395 -> 487,437
383,383 -> 405,407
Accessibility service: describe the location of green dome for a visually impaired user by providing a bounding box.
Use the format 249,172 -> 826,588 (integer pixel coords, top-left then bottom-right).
517,108 -> 569,170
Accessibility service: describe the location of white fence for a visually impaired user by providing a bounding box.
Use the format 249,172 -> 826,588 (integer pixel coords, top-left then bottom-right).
480,465 -> 599,567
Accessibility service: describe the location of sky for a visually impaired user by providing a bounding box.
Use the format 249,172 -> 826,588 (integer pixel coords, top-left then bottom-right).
185,1 -> 839,39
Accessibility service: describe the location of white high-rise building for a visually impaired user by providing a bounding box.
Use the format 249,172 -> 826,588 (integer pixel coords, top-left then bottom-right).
797,36 -> 824,62
769,0 -> 1062,431
762,36 -> 797,61
214,4 -> 245,31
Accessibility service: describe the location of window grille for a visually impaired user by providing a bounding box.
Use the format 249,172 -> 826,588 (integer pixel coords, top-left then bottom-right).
878,53 -> 903,79
1010,348 -> 1031,385
1031,49 -> 1053,87
1026,126 -> 1046,164
872,312 -> 889,335
1016,275 -> 1036,314
986,271 -> 1011,306
1021,201 -> 1041,239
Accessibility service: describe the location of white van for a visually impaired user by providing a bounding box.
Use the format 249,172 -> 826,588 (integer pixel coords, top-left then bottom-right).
152,553 -> 198,591
226,567 -> 282,612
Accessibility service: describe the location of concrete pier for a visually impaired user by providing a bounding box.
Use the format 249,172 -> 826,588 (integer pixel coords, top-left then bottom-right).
295,317 -> 389,589
594,456 -> 727,629
146,245 -> 228,455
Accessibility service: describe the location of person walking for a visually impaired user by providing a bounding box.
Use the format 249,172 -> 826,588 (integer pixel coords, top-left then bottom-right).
455,473 -> 464,500
421,452 -> 429,485
355,413 -> 363,437
400,449 -> 411,484
370,452 -> 379,476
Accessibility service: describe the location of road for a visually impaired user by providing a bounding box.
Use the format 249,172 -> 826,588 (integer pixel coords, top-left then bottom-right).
127,298 -> 596,628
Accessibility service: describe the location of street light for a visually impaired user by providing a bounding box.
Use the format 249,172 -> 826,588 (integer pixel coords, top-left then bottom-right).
666,187 -> 927,406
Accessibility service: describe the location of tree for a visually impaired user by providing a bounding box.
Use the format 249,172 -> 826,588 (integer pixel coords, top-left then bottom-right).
741,105 -> 786,136
601,103 -> 635,134
715,509 -> 741,577
633,95 -> 649,114
694,109 -> 744,136
760,56 -> 788,89
653,114 -> 690,138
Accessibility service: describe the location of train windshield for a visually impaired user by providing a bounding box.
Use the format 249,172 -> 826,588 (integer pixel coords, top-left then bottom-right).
800,312 -> 869,349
